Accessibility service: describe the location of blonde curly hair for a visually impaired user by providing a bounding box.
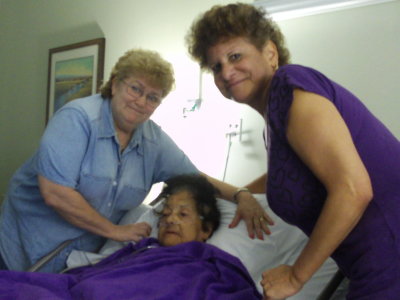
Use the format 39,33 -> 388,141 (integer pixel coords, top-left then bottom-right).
100,49 -> 175,99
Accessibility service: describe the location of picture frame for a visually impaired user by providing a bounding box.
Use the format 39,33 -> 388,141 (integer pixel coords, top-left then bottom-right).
46,38 -> 105,123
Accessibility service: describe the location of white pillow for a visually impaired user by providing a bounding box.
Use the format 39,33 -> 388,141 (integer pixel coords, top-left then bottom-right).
207,195 -> 345,299
208,195 -> 306,284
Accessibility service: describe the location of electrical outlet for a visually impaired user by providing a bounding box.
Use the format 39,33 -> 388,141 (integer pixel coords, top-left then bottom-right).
226,118 -> 242,141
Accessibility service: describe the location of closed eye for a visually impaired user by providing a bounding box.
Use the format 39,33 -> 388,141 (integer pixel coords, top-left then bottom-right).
179,212 -> 189,218
161,208 -> 171,217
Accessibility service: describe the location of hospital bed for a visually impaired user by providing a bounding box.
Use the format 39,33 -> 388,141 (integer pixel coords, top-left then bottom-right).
28,194 -> 347,300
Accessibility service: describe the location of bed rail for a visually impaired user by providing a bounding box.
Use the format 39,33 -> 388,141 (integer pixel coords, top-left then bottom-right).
27,239 -> 73,272
316,269 -> 345,300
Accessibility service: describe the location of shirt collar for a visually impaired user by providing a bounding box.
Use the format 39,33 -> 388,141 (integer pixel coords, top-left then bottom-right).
128,124 -> 144,155
99,99 -> 115,138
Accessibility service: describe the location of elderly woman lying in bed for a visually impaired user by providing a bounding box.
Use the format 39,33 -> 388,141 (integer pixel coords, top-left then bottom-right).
0,174 -> 262,300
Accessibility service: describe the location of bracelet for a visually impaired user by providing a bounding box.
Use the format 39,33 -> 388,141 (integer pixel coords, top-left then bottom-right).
233,187 -> 251,203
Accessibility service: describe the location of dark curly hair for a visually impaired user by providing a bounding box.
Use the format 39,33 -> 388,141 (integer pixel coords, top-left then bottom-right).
155,174 -> 220,236
186,3 -> 290,70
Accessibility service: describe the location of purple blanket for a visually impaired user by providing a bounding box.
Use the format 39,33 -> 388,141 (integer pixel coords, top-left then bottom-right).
0,238 -> 262,299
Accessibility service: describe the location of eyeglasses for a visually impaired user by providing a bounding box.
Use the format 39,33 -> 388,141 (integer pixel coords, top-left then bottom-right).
158,214 -> 204,227
121,80 -> 162,108
156,203 -> 203,227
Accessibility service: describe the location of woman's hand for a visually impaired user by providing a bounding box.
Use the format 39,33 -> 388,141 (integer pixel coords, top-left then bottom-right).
113,222 -> 152,242
229,193 -> 274,239
200,173 -> 273,239
261,265 -> 303,300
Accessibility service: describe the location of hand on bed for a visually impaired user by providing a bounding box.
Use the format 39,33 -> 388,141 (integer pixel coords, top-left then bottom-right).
112,222 -> 152,242
229,194 -> 274,239
261,265 -> 303,300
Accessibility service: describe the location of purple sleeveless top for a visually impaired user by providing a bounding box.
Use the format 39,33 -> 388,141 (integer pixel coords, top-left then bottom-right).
265,64 -> 400,299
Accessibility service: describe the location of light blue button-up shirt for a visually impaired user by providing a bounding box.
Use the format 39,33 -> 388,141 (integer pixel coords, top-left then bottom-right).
0,94 -> 198,272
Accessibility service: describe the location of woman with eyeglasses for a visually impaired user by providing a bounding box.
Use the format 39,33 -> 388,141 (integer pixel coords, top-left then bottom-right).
0,48 -> 272,274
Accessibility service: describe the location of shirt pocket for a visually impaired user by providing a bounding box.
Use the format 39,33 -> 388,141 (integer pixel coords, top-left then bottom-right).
77,174 -> 112,210
116,185 -> 148,211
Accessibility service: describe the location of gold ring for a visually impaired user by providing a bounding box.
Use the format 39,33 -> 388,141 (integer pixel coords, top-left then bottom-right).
259,217 -> 264,222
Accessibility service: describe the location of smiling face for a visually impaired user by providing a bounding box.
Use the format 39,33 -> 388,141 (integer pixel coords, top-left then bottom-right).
111,76 -> 163,133
206,37 -> 278,113
157,190 -> 212,247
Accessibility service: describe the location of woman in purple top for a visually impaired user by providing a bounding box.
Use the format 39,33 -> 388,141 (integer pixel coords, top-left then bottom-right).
186,3 -> 400,300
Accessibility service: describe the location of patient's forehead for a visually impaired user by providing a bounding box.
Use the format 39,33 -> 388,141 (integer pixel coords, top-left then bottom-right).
163,190 -> 197,211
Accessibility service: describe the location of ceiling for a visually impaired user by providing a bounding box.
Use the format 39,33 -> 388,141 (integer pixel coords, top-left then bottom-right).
253,0 -> 398,20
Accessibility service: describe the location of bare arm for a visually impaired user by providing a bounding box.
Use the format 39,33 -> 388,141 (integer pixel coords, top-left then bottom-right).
38,175 -> 151,242
245,173 -> 268,194
262,89 -> 372,298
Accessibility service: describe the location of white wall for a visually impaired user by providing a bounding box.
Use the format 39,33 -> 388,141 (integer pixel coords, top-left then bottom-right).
1,0 -> 399,199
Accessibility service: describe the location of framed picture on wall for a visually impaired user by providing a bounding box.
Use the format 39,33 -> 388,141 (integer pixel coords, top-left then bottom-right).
46,38 -> 105,123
